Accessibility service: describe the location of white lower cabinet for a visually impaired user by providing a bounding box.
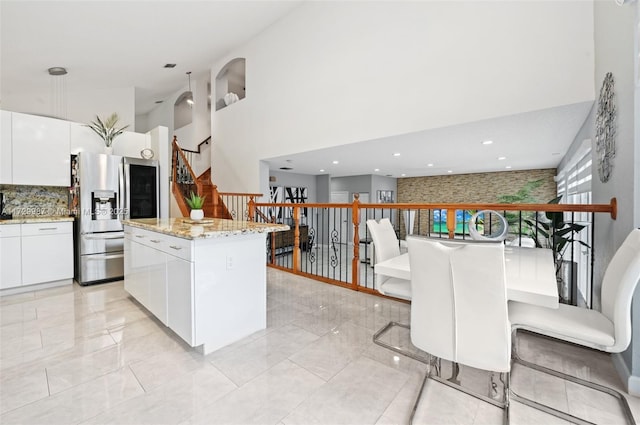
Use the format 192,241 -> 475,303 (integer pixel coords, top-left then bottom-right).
124,234 -> 168,325
0,225 -> 21,289
21,222 -> 73,286
0,221 -> 73,291
167,254 -> 194,345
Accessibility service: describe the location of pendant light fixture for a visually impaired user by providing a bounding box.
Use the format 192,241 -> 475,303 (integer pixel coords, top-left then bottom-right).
48,66 -> 68,119
186,71 -> 194,105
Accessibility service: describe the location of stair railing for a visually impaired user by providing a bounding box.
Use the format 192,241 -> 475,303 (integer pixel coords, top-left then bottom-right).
172,136 -> 203,216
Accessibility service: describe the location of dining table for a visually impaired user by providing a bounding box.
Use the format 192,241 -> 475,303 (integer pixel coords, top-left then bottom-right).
374,245 -> 559,309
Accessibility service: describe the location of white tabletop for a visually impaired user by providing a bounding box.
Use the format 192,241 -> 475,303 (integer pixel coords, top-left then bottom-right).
374,246 -> 558,309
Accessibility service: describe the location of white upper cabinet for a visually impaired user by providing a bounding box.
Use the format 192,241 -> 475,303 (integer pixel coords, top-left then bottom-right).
12,112 -> 70,186
113,131 -> 149,158
0,111 -> 12,184
70,122 -> 105,155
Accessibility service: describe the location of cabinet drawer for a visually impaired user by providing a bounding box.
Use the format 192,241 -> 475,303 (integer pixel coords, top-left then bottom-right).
162,235 -> 192,262
128,227 -> 158,245
0,224 -> 21,238
21,221 -> 72,236
126,226 -> 192,261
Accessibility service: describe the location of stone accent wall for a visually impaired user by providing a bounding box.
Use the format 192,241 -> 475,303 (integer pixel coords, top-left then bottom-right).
397,169 -> 557,204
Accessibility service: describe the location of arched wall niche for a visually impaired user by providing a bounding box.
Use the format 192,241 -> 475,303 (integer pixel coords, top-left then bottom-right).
215,58 -> 246,111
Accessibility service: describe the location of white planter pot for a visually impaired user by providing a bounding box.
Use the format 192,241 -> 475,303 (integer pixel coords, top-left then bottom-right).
190,209 -> 204,221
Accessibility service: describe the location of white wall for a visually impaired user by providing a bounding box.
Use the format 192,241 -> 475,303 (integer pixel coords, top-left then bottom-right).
2,87 -> 135,130
211,1 -> 594,193
592,0 -> 639,395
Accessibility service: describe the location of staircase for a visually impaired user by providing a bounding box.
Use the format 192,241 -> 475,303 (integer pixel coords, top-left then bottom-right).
172,137 -> 232,219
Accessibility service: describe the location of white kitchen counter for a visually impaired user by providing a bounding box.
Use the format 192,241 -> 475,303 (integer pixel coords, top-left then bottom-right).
0,216 -> 74,225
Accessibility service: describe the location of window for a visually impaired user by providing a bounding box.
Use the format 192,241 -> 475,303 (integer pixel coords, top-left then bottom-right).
556,139 -> 592,307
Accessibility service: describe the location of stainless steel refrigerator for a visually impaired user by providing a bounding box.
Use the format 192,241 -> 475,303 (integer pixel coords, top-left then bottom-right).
74,152 -> 159,285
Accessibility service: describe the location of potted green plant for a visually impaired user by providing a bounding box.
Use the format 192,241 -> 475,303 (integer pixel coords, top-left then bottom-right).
185,191 -> 206,220
523,195 -> 589,303
86,113 -> 129,153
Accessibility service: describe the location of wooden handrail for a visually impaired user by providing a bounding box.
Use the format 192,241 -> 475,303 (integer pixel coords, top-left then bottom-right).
254,198 -> 617,220
179,136 -> 211,154
219,192 -> 264,197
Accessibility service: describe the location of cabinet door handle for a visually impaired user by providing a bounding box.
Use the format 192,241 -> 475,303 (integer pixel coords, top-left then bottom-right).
39,227 -> 57,231
150,239 -> 161,243
169,245 -> 182,250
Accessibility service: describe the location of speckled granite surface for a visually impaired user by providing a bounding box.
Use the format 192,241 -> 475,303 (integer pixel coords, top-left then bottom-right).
123,218 -> 289,240
0,216 -> 74,225
0,184 -> 70,217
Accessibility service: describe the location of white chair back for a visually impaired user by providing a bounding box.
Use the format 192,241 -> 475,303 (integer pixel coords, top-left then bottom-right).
600,228 -> 640,352
408,236 -> 511,372
366,218 -> 401,263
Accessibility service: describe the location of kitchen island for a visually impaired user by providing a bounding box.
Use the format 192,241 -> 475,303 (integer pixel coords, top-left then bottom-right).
122,217 -> 288,354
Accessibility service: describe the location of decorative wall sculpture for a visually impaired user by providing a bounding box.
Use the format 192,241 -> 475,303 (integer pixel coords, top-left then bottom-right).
595,72 -> 616,183
268,186 -> 308,222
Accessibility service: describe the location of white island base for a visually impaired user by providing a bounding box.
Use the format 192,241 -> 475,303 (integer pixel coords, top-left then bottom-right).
123,218 -> 287,354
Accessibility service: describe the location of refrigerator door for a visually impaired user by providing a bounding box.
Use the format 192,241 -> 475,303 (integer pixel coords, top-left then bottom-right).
123,157 -> 159,220
77,152 -> 124,234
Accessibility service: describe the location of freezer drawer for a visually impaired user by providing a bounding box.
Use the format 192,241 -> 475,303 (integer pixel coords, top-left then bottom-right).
78,251 -> 124,285
79,232 -> 124,255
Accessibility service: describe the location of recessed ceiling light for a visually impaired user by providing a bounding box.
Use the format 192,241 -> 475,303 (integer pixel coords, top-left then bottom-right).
482,140 -> 494,145
497,156 -> 507,160
505,165 -> 512,169
427,163 -> 434,167
393,153 -> 401,157
319,169 -> 325,172
163,64 -> 176,68
447,170 -> 453,173
401,173 -> 406,177
332,160 -> 339,164
374,168 -> 380,172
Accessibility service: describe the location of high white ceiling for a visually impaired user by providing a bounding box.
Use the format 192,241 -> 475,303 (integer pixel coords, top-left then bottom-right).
1,1 -> 594,178
0,0 -> 303,115
265,101 -> 594,177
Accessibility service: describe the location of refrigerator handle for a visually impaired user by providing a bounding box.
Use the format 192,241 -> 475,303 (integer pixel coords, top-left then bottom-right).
119,160 -> 126,221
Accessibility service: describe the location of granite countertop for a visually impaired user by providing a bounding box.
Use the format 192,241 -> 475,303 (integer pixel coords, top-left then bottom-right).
122,218 -> 289,240
0,216 -> 74,225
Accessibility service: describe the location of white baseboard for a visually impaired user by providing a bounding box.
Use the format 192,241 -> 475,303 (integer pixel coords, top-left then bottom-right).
0,278 -> 73,297
612,352 -> 640,397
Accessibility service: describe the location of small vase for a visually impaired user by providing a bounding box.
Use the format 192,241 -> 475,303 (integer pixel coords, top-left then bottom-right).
190,209 -> 204,221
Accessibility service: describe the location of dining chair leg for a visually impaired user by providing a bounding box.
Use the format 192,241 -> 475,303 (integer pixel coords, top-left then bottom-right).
408,360 -> 510,424
510,330 -> 636,425
372,321 -> 430,363
409,370 -> 431,425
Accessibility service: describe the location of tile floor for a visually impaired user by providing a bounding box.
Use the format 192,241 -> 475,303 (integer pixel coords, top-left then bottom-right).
1,268 -> 638,425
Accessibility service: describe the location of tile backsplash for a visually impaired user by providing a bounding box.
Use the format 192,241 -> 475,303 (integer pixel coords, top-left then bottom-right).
0,184 -> 70,217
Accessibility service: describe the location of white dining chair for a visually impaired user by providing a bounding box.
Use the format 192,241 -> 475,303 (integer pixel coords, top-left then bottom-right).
366,218 -> 411,300
367,218 -> 414,360
509,228 -> 640,425
407,236 -> 511,424
468,209 -> 509,242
